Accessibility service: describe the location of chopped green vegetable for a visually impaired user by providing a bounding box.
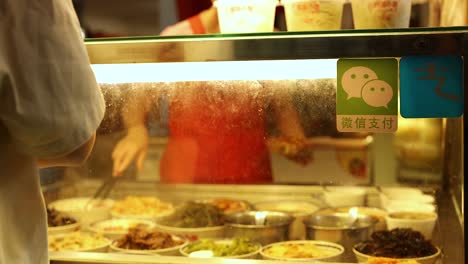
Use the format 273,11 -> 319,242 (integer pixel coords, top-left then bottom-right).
184,238 -> 260,257
161,202 -> 224,228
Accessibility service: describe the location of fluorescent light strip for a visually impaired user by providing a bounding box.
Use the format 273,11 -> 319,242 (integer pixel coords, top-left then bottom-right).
91,59 -> 337,83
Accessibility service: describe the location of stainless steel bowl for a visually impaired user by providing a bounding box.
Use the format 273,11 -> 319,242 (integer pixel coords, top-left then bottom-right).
224,211 -> 293,245
303,211 -> 377,262
253,200 -> 321,240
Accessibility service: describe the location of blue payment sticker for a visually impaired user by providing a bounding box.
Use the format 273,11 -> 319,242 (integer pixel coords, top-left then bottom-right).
400,55 -> 463,118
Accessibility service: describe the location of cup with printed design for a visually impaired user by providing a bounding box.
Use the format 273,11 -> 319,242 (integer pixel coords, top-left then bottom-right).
350,0 -> 412,29
282,0 -> 345,31
215,0 -> 278,33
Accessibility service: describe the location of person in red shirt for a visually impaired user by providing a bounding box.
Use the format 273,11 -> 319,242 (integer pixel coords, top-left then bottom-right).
113,80 -> 311,184
112,3 -> 311,184
160,2 -> 218,35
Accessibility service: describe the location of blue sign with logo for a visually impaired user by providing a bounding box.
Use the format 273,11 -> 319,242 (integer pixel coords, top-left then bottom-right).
400,55 -> 463,118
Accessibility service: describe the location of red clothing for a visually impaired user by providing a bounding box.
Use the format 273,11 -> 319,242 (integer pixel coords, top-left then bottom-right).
160,14 -> 206,36
160,81 -> 272,184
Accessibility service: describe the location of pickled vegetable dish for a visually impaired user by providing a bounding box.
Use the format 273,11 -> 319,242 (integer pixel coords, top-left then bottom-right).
184,238 -> 259,257
160,202 -> 224,228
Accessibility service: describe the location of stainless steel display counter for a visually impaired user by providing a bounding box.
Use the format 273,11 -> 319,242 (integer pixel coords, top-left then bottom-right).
44,180 -> 464,264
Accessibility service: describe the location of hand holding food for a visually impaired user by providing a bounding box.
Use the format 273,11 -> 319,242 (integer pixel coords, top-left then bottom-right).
269,136 -> 314,166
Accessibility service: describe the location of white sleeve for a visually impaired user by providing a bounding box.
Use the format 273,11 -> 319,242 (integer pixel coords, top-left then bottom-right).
0,0 -> 105,158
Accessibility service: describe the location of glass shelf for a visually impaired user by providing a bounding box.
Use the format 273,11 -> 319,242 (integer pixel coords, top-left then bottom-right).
85,27 -> 468,64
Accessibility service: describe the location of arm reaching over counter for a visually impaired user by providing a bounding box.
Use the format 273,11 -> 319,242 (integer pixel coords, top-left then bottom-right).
112,88 -> 155,177
264,80 -> 314,166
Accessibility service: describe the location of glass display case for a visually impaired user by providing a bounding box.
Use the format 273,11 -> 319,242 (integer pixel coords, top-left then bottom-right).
44,27 -> 464,264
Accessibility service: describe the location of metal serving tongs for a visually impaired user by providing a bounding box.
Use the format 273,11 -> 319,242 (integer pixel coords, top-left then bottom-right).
85,177 -> 118,211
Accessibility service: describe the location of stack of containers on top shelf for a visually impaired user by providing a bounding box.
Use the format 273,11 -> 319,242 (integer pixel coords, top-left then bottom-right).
213,0 -> 413,33
281,0 -> 412,31
214,0 -> 280,33
349,0 -> 412,29
379,187 -> 438,240
282,0 -> 346,31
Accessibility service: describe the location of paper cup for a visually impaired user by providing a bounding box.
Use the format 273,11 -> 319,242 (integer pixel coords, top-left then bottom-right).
282,0 -> 345,31
323,187 -> 367,207
350,0 -> 412,29
215,0 -> 277,33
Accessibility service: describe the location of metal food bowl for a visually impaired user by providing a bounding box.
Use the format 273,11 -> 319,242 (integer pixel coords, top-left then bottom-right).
303,211 -> 377,262
224,211 -> 293,245
253,200 -> 321,240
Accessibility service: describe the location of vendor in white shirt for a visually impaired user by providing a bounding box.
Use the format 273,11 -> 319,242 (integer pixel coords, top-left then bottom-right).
0,0 -> 105,263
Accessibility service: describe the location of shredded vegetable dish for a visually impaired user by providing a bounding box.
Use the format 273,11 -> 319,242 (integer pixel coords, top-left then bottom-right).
111,196 -> 174,217
184,238 -> 259,257
48,232 -> 109,252
160,201 -> 224,228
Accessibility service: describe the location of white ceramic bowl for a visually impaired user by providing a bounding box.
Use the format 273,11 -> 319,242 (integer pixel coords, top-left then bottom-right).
49,197 -> 114,226
48,232 -> 111,253
88,218 -> 156,240
154,224 -> 225,241
380,193 -> 435,210
384,201 -> 436,214
109,235 -> 187,256
380,187 -> 424,197
353,245 -> 441,264
180,239 -> 261,259
323,187 -> 367,207
385,211 -> 438,239
48,222 -> 81,235
260,240 -> 344,262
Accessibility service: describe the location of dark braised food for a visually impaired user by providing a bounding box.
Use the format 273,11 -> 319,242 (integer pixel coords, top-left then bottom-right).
114,227 -> 183,250
160,201 -> 224,228
47,207 -> 77,227
355,228 -> 437,258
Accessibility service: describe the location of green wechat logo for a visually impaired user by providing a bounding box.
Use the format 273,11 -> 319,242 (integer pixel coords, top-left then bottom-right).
342,66 -> 394,108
